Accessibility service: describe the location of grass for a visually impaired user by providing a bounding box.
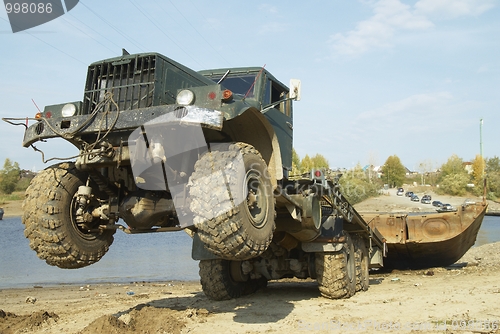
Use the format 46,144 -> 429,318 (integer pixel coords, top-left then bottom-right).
0,191 -> 24,204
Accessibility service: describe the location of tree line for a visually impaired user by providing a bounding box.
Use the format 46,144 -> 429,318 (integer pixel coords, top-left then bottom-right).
0,159 -> 35,195
292,150 -> 500,203
3,151 -> 498,202
435,154 -> 499,199
292,150 -> 380,204
381,153 -> 500,199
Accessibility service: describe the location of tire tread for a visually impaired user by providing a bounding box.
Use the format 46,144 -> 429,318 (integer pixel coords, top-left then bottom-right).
22,162 -> 114,269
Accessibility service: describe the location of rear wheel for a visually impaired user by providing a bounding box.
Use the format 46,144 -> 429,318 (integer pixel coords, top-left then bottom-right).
22,162 -> 114,269
189,142 -> 275,260
199,259 -> 267,300
315,232 -> 356,299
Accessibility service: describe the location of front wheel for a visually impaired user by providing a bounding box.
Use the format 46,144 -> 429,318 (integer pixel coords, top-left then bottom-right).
22,162 -> 114,269
189,143 -> 275,260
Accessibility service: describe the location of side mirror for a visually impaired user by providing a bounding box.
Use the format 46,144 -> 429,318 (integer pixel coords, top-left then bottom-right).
289,79 -> 301,101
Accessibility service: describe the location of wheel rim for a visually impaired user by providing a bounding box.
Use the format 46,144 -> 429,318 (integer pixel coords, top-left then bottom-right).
346,242 -> 355,284
70,195 -> 99,241
230,261 -> 249,282
346,251 -> 355,283
244,170 -> 268,229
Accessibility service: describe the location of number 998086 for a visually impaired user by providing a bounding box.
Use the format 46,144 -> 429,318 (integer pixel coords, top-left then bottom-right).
5,2 -> 53,14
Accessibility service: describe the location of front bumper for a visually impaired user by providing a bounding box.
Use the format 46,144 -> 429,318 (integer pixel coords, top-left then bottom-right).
22,104 -> 224,147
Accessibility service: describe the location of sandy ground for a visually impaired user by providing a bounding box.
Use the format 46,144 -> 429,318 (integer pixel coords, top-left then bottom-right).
0,200 -> 23,218
1,190 -> 499,334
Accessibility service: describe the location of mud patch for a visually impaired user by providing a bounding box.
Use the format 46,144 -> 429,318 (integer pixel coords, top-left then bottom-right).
79,306 -> 210,334
0,309 -> 59,333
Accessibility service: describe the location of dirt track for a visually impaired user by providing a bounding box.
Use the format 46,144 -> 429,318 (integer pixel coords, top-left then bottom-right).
1,191 -> 499,333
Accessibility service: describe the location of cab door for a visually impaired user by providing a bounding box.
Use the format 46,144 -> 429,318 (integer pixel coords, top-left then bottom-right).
262,77 -> 293,173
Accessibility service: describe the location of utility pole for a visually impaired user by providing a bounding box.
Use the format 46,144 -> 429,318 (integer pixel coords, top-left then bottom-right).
480,118 -> 486,201
480,118 -> 483,158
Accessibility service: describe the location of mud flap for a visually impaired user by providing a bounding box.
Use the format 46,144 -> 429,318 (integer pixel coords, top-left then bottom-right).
191,233 -> 219,260
369,246 -> 384,268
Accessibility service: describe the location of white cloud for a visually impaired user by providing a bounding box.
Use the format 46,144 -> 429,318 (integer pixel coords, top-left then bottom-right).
414,0 -> 496,18
259,4 -> 278,14
329,19 -> 394,55
259,22 -> 289,35
326,93 -> 448,144
256,4 -> 286,34
329,0 -> 495,56
476,65 -> 489,74
345,91 -> 469,143
373,0 -> 433,30
329,0 -> 433,56
356,92 -> 453,123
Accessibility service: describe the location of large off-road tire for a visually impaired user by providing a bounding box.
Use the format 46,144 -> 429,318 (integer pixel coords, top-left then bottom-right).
353,234 -> 370,292
315,232 -> 356,299
22,162 -> 114,269
199,259 -> 267,301
189,142 -> 275,260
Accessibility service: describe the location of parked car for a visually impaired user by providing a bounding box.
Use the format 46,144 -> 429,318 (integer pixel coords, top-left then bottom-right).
405,191 -> 414,197
411,195 -> 420,202
421,195 -> 431,204
397,188 -> 404,196
432,200 -> 443,207
437,203 -> 457,212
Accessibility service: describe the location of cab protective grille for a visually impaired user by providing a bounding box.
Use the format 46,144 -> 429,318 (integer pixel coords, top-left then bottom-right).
83,55 -> 156,114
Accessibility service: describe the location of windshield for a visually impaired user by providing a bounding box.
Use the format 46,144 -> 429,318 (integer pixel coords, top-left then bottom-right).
205,74 -> 257,97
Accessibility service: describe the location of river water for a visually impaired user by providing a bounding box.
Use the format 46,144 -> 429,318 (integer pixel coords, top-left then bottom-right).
1,216 -> 500,289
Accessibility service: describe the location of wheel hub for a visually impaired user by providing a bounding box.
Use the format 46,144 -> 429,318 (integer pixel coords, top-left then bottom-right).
245,171 -> 268,229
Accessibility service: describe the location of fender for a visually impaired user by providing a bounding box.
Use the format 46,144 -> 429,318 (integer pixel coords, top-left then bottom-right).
221,107 -> 284,188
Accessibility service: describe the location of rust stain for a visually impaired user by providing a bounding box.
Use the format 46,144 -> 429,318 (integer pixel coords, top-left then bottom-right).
360,202 -> 487,268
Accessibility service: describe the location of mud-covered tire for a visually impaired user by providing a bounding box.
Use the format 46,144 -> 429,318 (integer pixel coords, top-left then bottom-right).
199,259 -> 267,300
353,235 -> 370,292
22,162 -> 114,269
189,142 -> 275,260
315,233 -> 356,299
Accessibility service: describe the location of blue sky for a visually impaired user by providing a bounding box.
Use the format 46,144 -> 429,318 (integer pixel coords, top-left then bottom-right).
1,0 -> 499,172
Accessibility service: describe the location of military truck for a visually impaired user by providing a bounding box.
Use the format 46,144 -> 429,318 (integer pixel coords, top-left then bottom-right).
5,52 -> 385,300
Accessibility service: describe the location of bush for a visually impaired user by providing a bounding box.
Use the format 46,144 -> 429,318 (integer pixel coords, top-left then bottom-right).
437,173 -> 469,196
486,171 -> 500,198
0,159 -> 20,195
15,177 -> 32,191
338,167 -> 381,205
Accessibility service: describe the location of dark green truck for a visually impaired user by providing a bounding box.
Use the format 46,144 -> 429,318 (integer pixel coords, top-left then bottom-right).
6,52 -> 385,300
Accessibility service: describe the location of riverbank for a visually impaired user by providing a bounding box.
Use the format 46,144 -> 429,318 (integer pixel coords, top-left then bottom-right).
1,192 -> 500,333
0,200 -> 22,218
1,241 -> 499,334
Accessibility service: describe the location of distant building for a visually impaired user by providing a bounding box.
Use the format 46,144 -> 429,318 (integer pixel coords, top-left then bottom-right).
370,165 -> 383,178
405,167 -> 418,176
463,162 -> 473,174
21,169 -> 37,178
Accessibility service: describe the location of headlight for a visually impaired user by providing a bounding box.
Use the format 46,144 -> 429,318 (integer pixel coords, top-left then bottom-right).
176,90 -> 195,105
61,104 -> 77,117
